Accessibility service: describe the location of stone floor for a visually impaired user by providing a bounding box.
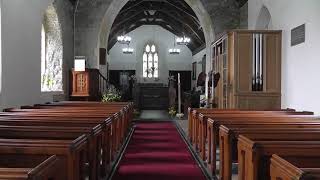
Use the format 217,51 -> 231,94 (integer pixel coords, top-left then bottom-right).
139,110 -> 171,120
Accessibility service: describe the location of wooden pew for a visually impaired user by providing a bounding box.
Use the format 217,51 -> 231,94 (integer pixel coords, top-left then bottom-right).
32,103 -> 134,145
0,115 -> 114,177
219,125 -> 320,180
0,124 -> 103,180
0,135 -> 87,180
0,105 -> 131,171
270,154 -> 320,180
43,101 -> 134,118
0,155 -> 61,180
0,111 -> 124,154
2,109 -> 128,146
187,108 -> 296,142
0,102 -> 131,179
197,112 -> 315,158
205,115 -> 319,176
191,110 -> 311,153
35,101 -> 134,120
237,135 -> 320,180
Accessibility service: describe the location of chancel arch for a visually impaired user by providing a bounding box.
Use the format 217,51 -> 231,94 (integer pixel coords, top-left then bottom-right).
93,0 -> 215,99
92,0 -> 214,73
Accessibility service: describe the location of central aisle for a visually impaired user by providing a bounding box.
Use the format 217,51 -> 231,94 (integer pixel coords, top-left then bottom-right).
112,122 -> 206,180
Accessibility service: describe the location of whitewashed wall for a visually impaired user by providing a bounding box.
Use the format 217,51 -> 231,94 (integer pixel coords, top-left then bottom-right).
248,0 -> 320,114
108,25 -> 193,85
0,0 -> 73,109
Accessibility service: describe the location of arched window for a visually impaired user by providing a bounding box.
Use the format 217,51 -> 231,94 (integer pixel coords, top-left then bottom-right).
143,44 -> 158,78
41,4 -> 63,92
256,6 -> 272,30
41,25 -> 46,84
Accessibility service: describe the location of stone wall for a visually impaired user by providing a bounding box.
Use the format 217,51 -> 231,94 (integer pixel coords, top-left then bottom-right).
240,2 -> 248,29
74,0 -> 113,68
53,0 -> 74,96
200,0 -> 240,36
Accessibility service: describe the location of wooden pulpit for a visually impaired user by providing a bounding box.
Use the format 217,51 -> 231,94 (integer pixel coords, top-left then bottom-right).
71,68 -> 100,101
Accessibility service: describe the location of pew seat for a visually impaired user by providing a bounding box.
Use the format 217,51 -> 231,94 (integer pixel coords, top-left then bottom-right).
238,135 -> 320,180
0,155 -> 60,180
0,136 -> 87,180
270,154 -> 320,180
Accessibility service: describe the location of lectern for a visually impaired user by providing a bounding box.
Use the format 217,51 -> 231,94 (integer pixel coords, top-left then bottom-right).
71,68 -> 100,101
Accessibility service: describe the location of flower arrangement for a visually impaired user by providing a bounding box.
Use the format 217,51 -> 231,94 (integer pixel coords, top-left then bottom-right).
168,106 -> 177,117
102,86 -> 122,102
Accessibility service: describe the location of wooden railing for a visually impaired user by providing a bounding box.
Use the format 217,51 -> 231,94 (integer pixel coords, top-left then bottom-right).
98,71 -> 108,96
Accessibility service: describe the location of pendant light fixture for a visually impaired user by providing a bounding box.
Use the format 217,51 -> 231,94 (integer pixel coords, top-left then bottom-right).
169,35 -> 181,55
117,31 -> 132,45
176,25 -> 191,45
122,44 -> 134,54
176,36 -> 191,45
117,35 -> 131,44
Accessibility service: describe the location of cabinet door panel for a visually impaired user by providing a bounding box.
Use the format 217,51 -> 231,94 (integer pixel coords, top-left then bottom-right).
236,33 -> 252,93
265,34 -> 281,92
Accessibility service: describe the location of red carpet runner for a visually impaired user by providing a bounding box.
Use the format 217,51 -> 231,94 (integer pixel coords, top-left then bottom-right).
112,122 -> 206,180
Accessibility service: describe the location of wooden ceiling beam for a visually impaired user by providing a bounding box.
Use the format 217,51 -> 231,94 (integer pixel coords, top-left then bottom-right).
110,12 -> 146,35
156,12 -> 204,44
108,0 -> 205,52
118,1 -> 201,27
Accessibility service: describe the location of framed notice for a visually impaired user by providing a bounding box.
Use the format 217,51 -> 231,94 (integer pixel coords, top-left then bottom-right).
74,56 -> 86,72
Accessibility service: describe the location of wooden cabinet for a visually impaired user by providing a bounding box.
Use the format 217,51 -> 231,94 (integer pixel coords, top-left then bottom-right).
211,30 -> 282,110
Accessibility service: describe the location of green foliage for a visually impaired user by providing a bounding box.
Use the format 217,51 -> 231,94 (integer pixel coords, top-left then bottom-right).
133,109 -> 140,118
102,86 -> 122,102
42,74 -> 54,89
168,106 -> 177,117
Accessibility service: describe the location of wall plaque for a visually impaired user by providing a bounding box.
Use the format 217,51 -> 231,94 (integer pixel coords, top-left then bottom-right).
291,24 -> 305,46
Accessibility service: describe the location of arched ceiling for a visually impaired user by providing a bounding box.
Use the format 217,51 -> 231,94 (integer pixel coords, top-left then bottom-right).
71,0 -> 248,57
107,0 -> 206,53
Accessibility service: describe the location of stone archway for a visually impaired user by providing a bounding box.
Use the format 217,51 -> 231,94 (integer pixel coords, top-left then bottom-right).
96,0 -> 215,98
256,5 -> 272,29
97,0 -> 215,49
